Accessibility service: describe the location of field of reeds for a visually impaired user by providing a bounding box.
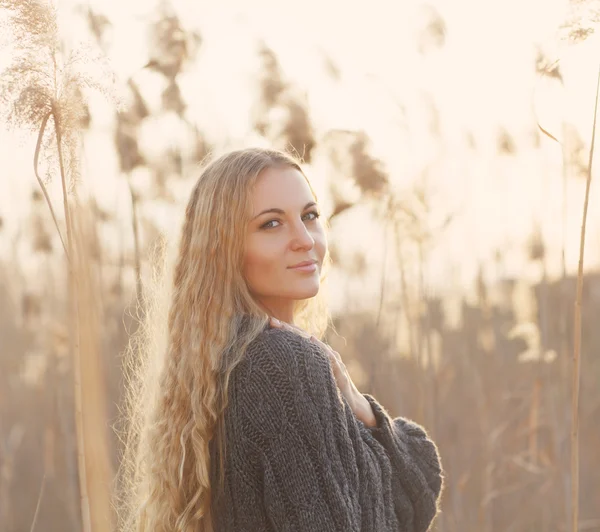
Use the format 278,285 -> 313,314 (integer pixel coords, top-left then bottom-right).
1,0 -> 599,531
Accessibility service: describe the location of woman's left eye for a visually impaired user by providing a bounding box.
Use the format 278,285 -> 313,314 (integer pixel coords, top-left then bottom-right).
303,211 -> 320,221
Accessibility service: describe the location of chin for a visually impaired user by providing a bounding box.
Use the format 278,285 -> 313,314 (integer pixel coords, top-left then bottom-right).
290,281 -> 320,300
257,278 -> 321,303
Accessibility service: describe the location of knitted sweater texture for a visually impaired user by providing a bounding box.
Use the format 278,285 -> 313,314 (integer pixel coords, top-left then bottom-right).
210,327 -> 443,531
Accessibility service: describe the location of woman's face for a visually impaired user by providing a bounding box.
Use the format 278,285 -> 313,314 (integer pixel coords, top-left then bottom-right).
243,165 -> 327,322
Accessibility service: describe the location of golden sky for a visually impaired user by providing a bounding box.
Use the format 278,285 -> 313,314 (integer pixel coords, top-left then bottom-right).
2,0 -> 600,310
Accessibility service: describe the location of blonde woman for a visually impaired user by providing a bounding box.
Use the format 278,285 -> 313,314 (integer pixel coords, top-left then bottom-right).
123,148 -> 443,532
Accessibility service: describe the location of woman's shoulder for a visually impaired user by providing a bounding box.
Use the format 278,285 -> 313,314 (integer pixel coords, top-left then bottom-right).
250,326 -> 311,351
224,328 -> 337,447
240,327 -> 329,381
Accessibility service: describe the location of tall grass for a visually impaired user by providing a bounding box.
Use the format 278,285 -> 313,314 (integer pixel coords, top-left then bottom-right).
1,2 -> 599,531
535,24 -> 600,531
571,63 -> 600,532
0,1 -> 115,530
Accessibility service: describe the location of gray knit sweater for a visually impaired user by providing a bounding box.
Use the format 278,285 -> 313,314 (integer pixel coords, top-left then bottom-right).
210,327 -> 443,531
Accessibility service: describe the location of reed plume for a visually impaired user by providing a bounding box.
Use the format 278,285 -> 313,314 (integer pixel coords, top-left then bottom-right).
535,5 -> 600,528
0,1 -> 116,530
252,43 -> 316,162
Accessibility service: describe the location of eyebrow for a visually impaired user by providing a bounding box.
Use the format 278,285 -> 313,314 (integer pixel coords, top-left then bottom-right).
252,201 -> 317,221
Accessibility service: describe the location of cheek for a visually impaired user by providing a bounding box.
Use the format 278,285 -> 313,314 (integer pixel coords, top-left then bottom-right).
243,239 -> 281,290
314,229 -> 328,262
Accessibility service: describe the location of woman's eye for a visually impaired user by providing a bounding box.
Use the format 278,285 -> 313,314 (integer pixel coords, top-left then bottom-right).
303,211 -> 321,222
260,211 -> 320,230
261,219 -> 281,229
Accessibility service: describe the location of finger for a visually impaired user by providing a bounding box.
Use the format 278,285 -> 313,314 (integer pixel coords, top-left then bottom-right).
329,351 -> 345,370
269,317 -> 283,328
331,349 -> 343,363
328,354 -> 344,381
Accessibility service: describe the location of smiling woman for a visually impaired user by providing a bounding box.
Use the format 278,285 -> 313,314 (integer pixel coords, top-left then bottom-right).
120,147 -> 443,532
244,165 -> 328,323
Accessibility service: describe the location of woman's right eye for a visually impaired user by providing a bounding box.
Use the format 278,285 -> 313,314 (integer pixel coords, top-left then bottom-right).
261,220 -> 281,229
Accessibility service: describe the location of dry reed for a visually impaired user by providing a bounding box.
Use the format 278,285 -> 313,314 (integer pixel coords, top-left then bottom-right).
534,8 -> 600,527
0,1 -> 115,530
570,63 -> 600,532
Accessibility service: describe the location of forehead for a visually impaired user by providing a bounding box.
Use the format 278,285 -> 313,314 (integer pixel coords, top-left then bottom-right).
250,166 -> 315,211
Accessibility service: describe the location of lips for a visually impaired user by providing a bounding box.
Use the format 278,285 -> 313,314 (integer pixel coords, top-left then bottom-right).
289,259 -> 318,269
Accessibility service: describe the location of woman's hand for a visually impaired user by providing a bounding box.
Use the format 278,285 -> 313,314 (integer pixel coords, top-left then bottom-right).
269,317 -> 377,428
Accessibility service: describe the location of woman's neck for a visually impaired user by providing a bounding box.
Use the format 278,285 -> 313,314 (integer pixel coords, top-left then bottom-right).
257,298 -> 295,325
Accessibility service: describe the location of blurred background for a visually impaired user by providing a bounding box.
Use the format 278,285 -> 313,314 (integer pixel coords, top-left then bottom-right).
1,0 -> 599,530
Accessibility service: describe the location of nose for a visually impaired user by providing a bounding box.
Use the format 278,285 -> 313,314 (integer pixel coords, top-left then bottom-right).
290,220 -> 315,251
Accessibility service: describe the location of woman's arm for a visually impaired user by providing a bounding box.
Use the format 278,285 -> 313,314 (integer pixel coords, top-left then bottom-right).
216,328 -> 443,532
357,393 -> 444,529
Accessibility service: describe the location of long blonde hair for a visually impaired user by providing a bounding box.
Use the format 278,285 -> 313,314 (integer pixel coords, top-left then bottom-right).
116,148 -> 331,532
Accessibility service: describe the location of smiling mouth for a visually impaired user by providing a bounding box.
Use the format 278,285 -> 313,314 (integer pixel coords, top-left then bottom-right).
288,260 -> 318,269
288,261 -> 318,273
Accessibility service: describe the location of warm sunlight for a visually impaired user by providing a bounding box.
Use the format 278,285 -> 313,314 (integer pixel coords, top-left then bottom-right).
2,0 -> 600,304
2,0 -> 600,530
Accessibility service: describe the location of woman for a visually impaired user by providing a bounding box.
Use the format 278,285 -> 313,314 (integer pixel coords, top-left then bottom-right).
122,148 -> 443,532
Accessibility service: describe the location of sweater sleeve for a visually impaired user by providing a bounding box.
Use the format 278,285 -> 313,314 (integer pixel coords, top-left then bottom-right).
217,329 -> 443,532
358,393 -> 444,529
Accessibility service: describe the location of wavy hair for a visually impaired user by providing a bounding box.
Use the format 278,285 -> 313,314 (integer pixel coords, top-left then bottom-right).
116,148 -> 331,532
